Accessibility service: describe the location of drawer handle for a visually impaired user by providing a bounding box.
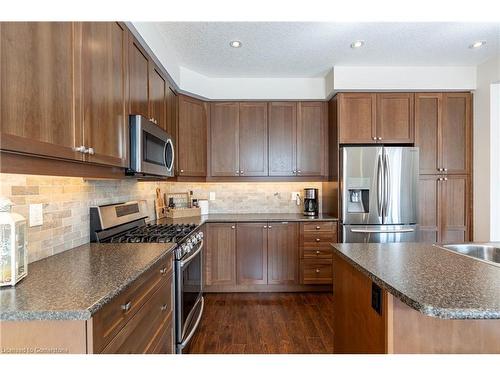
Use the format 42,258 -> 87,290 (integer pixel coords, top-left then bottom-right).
160,267 -> 167,274
121,301 -> 131,312
160,304 -> 168,311
315,269 -> 320,273
316,226 -> 321,230
315,238 -> 321,242
316,250 -> 320,255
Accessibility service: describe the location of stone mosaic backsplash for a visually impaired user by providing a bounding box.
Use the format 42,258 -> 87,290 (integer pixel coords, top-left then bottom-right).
0,173 -> 322,263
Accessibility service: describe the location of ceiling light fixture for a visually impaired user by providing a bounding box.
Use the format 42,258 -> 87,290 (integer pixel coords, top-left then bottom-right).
350,40 -> 365,49
229,40 -> 242,48
470,40 -> 486,49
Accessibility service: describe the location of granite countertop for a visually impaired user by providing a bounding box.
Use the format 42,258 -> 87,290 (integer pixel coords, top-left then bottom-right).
0,243 -> 176,321
331,242 -> 500,320
156,213 -> 338,226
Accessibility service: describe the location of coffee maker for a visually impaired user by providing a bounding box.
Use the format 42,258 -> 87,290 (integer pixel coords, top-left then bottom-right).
303,188 -> 319,216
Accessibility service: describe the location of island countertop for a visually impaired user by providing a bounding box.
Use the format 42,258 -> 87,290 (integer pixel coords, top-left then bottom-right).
0,242 -> 176,321
331,242 -> 500,320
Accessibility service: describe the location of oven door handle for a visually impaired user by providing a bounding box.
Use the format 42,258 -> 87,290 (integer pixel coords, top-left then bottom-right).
180,240 -> 204,268
178,296 -> 204,350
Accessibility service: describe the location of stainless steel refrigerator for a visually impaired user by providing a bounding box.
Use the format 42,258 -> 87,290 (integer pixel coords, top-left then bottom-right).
340,146 -> 419,243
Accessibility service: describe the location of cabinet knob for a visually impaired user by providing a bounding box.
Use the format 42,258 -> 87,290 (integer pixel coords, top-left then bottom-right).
315,238 -> 321,242
231,225 -> 235,229
160,304 -> 168,311
87,147 -> 95,155
297,170 -> 301,174
160,267 -> 167,274
180,169 -> 184,173
315,269 -> 320,273
316,250 -> 320,255
377,137 -> 382,140
263,225 -> 268,229
443,168 -> 448,172
292,170 -> 297,174
268,225 -> 272,229
444,177 -> 448,181
240,170 -> 244,175
316,226 -> 321,230
74,145 -> 86,153
372,137 -> 376,140
236,171 -> 240,175
121,301 -> 131,312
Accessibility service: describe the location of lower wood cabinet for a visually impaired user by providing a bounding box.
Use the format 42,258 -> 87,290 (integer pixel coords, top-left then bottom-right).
267,222 -> 299,285
418,175 -> 470,243
204,223 -> 237,286
236,223 -> 268,285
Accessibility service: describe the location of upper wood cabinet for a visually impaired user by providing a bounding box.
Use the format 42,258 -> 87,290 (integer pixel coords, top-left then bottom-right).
338,93 -> 414,144
178,95 -> 207,176
267,222 -> 299,285
415,92 -> 471,175
210,102 -> 239,176
128,36 -> 149,118
81,22 -> 128,168
0,22 -> 83,161
210,102 -> 268,177
236,223 -> 268,285
149,64 -> 167,130
297,102 -> 327,176
268,102 -> 297,176
204,223 -> 236,286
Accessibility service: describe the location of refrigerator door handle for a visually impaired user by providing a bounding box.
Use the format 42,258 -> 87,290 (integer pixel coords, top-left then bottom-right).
377,154 -> 383,217
383,152 -> 390,219
350,228 -> 415,233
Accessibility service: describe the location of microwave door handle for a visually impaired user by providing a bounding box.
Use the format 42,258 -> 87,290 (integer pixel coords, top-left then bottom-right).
164,139 -> 174,171
377,154 -> 383,217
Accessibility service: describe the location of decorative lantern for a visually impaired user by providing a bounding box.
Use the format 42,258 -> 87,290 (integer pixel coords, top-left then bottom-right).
0,198 -> 28,287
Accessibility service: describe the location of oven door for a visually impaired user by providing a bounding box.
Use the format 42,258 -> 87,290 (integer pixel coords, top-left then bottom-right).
129,115 -> 174,177
175,239 -> 204,353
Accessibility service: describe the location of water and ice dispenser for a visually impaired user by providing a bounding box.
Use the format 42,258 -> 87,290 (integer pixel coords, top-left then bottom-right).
347,188 -> 370,213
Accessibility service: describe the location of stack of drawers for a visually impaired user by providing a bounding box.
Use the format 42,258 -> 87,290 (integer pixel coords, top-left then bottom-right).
299,221 -> 337,284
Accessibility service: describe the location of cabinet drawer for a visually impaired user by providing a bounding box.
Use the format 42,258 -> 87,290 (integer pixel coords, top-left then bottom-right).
301,260 -> 333,285
152,320 -> 174,354
101,277 -> 173,354
93,252 -> 173,353
302,231 -> 335,245
302,221 -> 336,232
302,248 -> 333,259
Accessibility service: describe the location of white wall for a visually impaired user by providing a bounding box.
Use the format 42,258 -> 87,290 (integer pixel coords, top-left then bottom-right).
332,66 -> 477,91
473,55 -> 500,241
490,83 -> 500,241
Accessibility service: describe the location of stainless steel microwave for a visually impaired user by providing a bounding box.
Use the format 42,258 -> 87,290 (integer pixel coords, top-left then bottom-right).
127,115 -> 174,177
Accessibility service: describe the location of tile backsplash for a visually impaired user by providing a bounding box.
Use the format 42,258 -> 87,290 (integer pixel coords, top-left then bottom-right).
0,173 -> 322,263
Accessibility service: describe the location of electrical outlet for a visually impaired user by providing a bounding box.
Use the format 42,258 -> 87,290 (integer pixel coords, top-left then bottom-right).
29,203 -> 43,227
209,192 -> 216,201
291,192 -> 300,201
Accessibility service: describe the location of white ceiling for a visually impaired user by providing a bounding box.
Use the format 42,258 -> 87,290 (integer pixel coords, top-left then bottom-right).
155,22 -> 500,78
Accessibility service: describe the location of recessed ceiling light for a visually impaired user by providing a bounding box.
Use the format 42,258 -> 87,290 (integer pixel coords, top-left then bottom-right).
470,40 -> 486,49
350,40 -> 365,49
229,40 -> 242,48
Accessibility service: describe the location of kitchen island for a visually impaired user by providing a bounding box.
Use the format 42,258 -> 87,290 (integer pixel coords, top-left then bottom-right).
331,243 -> 500,354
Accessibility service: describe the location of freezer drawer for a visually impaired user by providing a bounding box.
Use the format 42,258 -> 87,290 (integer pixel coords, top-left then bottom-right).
342,224 -> 418,243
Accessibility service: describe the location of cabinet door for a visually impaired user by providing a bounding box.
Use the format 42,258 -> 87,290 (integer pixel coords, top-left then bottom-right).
81,22 -> 128,167
267,222 -> 299,285
239,102 -> 268,176
376,93 -> 414,143
441,93 -> 471,174
0,22 -> 83,161
236,223 -> 268,285
128,35 -> 149,117
441,175 -> 470,243
338,93 -> 376,144
204,223 -> 236,286
149,64 -> 167,130
297,102 -> 326,176
268,102 -> 297,176
417,175 -> 440,243
415,93 -> 441,174
177,95 -> 207,176
166,85 -> 177,141
210,102 -> 239,176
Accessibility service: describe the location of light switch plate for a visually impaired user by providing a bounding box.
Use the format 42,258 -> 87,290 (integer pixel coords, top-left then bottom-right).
29,203 -> 43,227
209,192 -> 216,201
291,192 -> 300,201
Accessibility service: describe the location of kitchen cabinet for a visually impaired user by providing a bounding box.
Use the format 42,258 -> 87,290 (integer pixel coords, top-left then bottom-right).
210,102 -> 268,177
268,102 -> 297,176
128,35 -> 149,118
267,222 -> 299,285
415,92 -> 472,175
210,102 -> 239,176
149,63 -> 167,130
81,22 -> 128,167
0,22 -> 83,161
297,102 -> 327,176
236,223 -> 268,285
177,95 -> 208,176
204,223 -> 236,286
337,93 -> 414,144
417,174 -> 470,243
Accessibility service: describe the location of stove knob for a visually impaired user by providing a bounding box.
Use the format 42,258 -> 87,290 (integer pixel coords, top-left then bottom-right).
198,232 -> 204,240
191,236 -> 198,245
181,244 -> 190,255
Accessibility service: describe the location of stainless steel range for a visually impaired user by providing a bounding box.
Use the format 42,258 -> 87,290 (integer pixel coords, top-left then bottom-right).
89,200 -> 204,354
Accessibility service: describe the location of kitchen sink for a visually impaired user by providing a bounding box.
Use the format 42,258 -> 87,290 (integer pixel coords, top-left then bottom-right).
439,244 -> 500,265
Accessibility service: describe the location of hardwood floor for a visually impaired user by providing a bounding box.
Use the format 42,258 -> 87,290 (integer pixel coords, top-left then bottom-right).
186,292 -> 334,354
